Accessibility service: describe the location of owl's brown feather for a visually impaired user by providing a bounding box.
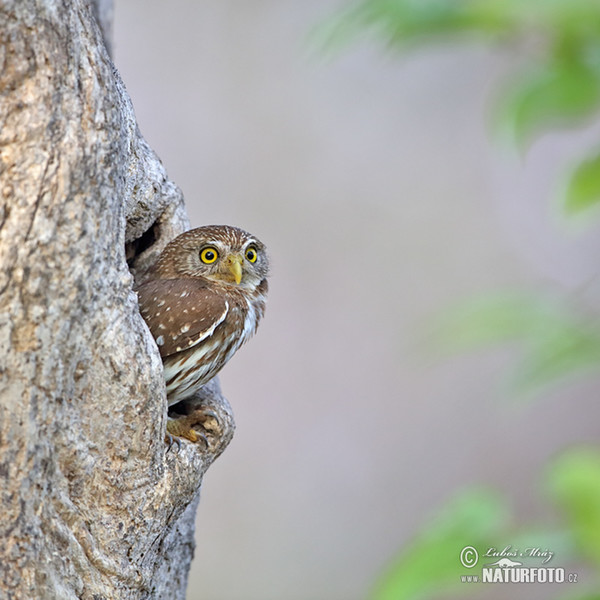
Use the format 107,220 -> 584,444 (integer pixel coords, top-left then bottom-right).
137,278 -> 228,357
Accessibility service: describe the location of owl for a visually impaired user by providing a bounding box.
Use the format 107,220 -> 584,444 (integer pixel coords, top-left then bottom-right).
137,225 -> 269,441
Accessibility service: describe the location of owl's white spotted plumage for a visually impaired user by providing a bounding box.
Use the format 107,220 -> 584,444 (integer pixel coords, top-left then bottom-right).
137,225 -> 269,413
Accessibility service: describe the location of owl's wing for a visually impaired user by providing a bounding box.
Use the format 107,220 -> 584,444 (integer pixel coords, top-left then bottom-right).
137,278 -> 229,358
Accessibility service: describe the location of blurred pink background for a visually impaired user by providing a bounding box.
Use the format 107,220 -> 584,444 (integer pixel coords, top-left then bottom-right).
114,2 -> 600,599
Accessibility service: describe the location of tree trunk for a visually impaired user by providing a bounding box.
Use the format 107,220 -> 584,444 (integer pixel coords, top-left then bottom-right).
0,1 -> 234,598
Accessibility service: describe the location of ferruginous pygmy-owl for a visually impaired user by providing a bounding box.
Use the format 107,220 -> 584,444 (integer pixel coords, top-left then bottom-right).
137,225 -> 269,442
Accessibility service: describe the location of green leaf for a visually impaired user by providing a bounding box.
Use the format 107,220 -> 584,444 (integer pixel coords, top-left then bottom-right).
315,0 -> 516,52
498,60 -> 600,148
565,153 -> 600,215
511,321 -> 600,392
435,293 -> 600,394
319,0 -> 600,52
436,294 -> 548,348
371,488 -> 507,600
547,448 -> 600,569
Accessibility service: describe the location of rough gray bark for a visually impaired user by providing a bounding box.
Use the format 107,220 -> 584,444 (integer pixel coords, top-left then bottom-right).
87,0 -> 114,58
0,1 -> 234,598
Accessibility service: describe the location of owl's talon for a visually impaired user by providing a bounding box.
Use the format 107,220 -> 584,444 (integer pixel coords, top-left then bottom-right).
196,431 -> 209,448
166,416 -> 202,445
164,408 -> 222,449
165,432 -> 182,453
194,407 -> 222,436
200,409 -> 218,422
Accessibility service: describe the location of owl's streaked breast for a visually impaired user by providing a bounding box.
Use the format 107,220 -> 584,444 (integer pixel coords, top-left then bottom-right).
163,292 -> 264,405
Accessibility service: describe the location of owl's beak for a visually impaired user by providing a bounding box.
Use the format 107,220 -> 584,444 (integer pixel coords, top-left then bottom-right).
227,255 -> 243,284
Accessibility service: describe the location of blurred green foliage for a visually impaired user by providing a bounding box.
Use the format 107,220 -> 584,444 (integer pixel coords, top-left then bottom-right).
320,1 -> 600,598
317,0 -> 600,389
436,293 -> 600,394
373,450 -> 600,600
566,152 -> 600,215
372,489 -> 508,600
499,60 -> 600,150
320,0 -> 600,215
324,0 -> 600,49
549,448 -> 600,569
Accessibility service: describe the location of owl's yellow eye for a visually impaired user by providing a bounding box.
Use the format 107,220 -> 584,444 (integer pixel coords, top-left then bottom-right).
200,247 -> 219,264
245,246 -> 258,263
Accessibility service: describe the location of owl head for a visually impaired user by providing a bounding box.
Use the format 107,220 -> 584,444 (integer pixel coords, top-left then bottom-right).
153,225 -> 269,289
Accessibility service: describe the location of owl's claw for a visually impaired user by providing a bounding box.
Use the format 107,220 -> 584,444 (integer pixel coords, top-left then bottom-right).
165,431 -> 182,453
195,431 -> 209,448
198,409 -> 218,422
166,417 -> 198,445
165,408 -> 221,449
